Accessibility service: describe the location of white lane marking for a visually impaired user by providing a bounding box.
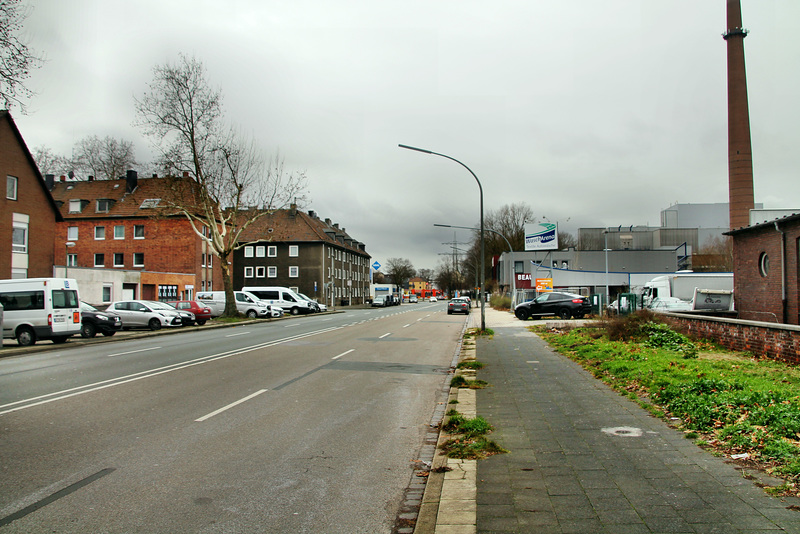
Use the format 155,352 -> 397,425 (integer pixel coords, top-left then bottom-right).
332,349 -> 354,360
0,326 -> 343,416
225,332 -> 249,337
527,361 -> 540,364
379,333 -> 391,339
403,324 -> 411,328
107,347 -> 161,357
196,389 -> 268,422
283,323 -> 301,328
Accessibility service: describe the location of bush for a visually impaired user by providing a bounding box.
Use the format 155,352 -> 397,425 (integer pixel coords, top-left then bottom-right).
639,322 -> 697,358
490,294 -> 511,310
601,309 -> 659,341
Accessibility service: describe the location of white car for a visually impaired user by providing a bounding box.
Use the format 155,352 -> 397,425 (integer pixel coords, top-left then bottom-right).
429,296 -> 438,302
106,300 -> 184,330
269,305 -> 284,318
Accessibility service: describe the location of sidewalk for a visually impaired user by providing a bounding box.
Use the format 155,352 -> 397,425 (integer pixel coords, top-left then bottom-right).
464,307 -> 800,533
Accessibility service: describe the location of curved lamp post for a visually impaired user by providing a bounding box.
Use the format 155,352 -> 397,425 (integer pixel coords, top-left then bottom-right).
434,223 -> 515,309
399,144 -> 485,331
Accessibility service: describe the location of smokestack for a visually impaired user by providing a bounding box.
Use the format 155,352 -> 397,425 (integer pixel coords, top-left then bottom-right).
126,170 -> 138,193
45,174 -> 54,190
724,0 -> 755,230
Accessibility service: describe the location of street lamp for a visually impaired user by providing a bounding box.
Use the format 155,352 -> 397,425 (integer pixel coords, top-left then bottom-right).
434,223 -> 516,309
603,230 -> 610,316
399,144 -> 486,331
65,241 -> 76,278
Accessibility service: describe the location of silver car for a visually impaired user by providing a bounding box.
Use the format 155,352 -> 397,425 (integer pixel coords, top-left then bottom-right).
106,300 -> 184,331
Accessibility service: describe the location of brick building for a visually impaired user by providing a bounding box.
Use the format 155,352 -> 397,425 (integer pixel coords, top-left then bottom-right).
725,213 -> 800,325
1,111 -> 63,279
48,172 -> 221,304
233,207 -> 370,307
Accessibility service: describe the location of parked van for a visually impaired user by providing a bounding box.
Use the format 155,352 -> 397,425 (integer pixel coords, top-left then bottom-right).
0,278 -> 82,346
241,286 -> 313,315
196,290 -> 271,318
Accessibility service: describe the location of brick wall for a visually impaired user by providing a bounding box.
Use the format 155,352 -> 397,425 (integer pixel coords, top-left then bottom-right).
666,314 -> 800,366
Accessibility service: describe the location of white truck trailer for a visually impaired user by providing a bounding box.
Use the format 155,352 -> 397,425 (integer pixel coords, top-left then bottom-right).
642,273 -> 734,310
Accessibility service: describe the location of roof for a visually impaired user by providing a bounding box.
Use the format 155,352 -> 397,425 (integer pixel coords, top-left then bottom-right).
724,211 -> 800,236
1,111 -> 63,221
49,174 -> 201,220
237,208 -> 369,256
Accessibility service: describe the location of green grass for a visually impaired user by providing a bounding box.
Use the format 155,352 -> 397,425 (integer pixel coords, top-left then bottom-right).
450,375 -> 488,389
440,411 -> 507,459
457,360 -> 485,370
535,313 -> 800,494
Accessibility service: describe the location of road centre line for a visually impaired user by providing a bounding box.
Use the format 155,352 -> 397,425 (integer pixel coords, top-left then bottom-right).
403,324 -> 412,328
379,333 -> 391,339
225,331 -> 249,337
332,349 -> 354,360
195,389 -> 268,422
0,326 -> 342,416
107,347 -> 161,357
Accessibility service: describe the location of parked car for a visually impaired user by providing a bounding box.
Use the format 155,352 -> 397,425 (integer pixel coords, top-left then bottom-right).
429,296 -> 438,302
514,292 -> 591,320
149,301 -> 195,326
297,292 -> 327,313
196,291 -> 271,318
106,300 -> 185,330
371,296 -> 387,307
80,301 -> 122,338
648,297 -> 692,312
409,295 -> 418,303
447,298 -> 470,315
168,300 -> 213,325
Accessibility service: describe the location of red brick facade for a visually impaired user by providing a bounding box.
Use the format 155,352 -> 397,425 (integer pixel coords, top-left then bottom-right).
727,214 -> 800,325
0,112 -> 62,279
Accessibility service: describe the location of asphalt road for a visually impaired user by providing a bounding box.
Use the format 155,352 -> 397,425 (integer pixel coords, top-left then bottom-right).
0,303 -> 465,533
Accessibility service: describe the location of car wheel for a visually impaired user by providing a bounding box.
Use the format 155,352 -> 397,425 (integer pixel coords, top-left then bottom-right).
17,327 -> 36,346
246,310 -> 257,319
558,308 -> 572,320
290,307 -> 300,315
81,322 -> 97,338
515,309 -> 529,321
102,331 -> 116,337
196,319 -> 206,326
148,318 -> 162,331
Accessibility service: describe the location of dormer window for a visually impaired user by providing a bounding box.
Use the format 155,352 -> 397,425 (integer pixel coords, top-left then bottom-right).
69,199 -> 82,213
96,199 -> 114,213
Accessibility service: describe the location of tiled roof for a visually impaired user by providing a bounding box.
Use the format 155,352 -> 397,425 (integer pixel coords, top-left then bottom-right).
49,175 -> 200,219
237,208 -> 369,256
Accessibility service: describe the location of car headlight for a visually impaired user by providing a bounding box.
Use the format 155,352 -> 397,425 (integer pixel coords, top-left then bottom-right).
96,314 -> 108,321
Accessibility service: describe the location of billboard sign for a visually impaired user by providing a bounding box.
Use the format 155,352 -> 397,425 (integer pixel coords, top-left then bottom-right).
525,223 -> 558,251
535,278 -> 553,292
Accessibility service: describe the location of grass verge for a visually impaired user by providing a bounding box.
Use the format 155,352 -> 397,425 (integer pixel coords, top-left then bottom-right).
534,311 -> 800,496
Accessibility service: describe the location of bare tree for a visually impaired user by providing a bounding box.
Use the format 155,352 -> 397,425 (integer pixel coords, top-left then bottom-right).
134,54 -> 306,316
558,231 -> 577,250
385,257 -> 415,294
0,0 -> 44,112
694,235 -> 733,272
32,145 -> 70,176
416,268 -> 434,285
71,135 -> 138,180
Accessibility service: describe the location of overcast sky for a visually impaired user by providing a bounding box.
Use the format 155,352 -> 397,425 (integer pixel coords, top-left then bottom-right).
13,0 -> 800,271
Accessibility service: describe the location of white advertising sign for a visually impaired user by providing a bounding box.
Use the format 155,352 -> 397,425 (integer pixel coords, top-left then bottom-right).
524,223 -> 559,251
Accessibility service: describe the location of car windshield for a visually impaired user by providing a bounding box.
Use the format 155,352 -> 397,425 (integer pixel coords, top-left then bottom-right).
148,301 -> 176,310
80,302 -> 98,312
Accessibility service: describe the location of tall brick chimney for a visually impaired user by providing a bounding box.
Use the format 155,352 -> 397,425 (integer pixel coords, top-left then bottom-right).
724,0 -> 755,230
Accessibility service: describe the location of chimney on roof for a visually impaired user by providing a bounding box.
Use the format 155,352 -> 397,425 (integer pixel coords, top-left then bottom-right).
333,223 -> 339,229
88,175 -> 94,181
289,203 -> 297,217
308,210 -> 316,218
325,218 -> 331,225
183,171 -> 189,178
45,174 -> 54,190
126,170 -> 138,193
60,175 -> 66,182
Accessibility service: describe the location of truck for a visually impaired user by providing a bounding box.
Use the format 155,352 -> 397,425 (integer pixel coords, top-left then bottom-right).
0,278 -> 82,346
641,273 -> 734,311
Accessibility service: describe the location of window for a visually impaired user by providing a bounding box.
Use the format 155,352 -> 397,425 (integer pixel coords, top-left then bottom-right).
114,225 -> 125,239
6,175 -> 18,200
67,254 -> 77,267
289,245 -> 299,257
69,199 -> 82,213
759,252 -> 770,277
289,266 -> 299,278
256,266 -> 265,277
244,246 -> 254,258
244,266 -> 254,278
268,246 -> 277,257
114,253 -> 124,267
94,226 -> 105,240
12,218 -> 28,253
67,226 -> 78,241
134,225 -> 145,239
102,285 -> 112,303
514,261 -> 524,274
207,254 -> 212,267
256,246 -> 265,257
268,266 -> 277,278
133,253 -> 144,267
94,253 -> 105,267
96,199 -> 112,213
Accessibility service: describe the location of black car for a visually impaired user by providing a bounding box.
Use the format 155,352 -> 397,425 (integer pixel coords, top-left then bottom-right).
514,292 -> 591,320
80,302 -> 123,338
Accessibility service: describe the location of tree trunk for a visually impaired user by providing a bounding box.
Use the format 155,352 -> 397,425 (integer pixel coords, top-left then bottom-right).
219,252 -> 239,317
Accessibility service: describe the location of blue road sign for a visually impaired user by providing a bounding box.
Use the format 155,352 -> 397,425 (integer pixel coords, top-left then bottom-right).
372,261 -> 381,270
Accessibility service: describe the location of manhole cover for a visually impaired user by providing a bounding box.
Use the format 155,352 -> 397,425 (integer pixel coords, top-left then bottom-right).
601,426 -> 643,437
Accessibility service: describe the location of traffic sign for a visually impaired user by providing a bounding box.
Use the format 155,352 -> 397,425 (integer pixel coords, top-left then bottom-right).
372,261 -> 381,270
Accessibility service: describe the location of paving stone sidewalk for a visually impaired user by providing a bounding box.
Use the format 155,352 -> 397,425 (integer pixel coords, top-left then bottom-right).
474,308 -> 800,534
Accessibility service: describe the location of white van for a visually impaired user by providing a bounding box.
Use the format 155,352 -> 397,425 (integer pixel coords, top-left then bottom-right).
196,290 -> 271,318
0,278 -> 82,346
241,286 -> 314,315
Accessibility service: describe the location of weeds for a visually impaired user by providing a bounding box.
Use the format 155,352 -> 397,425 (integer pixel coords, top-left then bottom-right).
450,375 -> 488,389
457,360 -> 485,370
440,410 -> 507,459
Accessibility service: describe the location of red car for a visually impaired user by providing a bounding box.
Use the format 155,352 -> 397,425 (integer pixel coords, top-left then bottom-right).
168,300 -> 213,325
